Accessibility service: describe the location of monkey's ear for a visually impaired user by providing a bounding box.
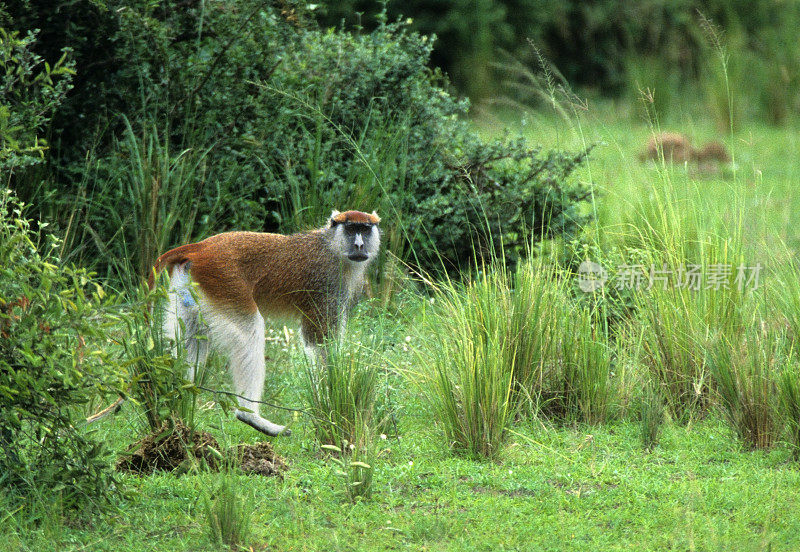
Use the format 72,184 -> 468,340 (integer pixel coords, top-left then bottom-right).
329,210 -> 341,227
371,211 -> 381,224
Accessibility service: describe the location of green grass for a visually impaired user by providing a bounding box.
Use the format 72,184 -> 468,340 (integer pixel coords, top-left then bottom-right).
6,107 -> 800,550
5,414 -> 800,551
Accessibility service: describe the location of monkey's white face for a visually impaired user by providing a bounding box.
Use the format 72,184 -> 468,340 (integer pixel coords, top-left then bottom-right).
332,221 -> 380,263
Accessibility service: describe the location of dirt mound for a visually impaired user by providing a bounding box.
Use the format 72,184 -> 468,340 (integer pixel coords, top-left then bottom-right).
116,419 -> 287,477
117,418 -> 221,474
237,441 -> 288,476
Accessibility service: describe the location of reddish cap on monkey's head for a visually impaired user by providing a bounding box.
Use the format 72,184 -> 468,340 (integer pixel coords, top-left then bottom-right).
330,210 -> 380,225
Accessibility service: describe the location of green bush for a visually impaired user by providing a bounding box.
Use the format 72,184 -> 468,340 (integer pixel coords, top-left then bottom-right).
0,190 -> 118,514
6,1 -> 592,279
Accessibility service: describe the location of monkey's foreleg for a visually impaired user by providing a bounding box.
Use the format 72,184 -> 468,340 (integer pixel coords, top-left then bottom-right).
300,314 -> 337,367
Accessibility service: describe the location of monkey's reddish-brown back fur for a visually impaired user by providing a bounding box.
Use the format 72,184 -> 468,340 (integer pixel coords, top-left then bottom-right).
150,210 -> 379,320
152,232 -> 315,314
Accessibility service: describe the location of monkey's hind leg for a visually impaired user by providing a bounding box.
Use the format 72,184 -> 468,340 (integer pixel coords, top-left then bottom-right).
207,307 -> 290,437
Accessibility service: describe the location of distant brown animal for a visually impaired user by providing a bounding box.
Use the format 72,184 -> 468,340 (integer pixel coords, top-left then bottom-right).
694,141 -> 731,164
640,132 -> 730,167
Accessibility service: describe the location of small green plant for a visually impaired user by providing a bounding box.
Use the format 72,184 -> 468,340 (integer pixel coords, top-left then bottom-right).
321,427 -> 381,502
118,285 -> 205,433
203,475 -> 252,548
709,326 -> 781,450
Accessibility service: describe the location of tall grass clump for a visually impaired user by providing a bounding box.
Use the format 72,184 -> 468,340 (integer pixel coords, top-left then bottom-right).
775,264 -> 800,458
506,259 -> 564,409
92,118 -> 214,285
303,337 -> 387,448
639,382 -> 667,451
776,260 -> 800,344
635,285 -> 711,422
635,261 -> 747,423
708,325 -> 782,450
304,335 -> 388,501
625,170 -> 747,421
419,268 -> 519,458
418,257 -> 617,457
203,475 -> 252,549
554,305 -> 615,424
778,358 -> 800,459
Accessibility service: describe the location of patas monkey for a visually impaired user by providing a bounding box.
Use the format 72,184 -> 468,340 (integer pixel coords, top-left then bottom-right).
150,210 -> 380,436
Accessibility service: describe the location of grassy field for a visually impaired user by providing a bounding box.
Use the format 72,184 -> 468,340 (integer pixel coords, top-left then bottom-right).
5,107 -> 800,551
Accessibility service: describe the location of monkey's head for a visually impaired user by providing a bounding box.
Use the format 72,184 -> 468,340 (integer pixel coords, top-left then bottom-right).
328,210 -> 381,263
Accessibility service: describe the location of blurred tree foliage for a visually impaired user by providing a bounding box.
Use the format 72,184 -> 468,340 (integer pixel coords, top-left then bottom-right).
320,0 -> 800,123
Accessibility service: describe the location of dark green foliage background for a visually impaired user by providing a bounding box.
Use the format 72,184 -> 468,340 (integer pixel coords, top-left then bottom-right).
3,0 -> 591,277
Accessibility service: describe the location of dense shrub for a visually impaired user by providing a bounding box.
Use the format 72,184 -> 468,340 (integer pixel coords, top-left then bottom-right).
5,0 -> 591,278
0,28 -> 116,513
0,190 -> 118,513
